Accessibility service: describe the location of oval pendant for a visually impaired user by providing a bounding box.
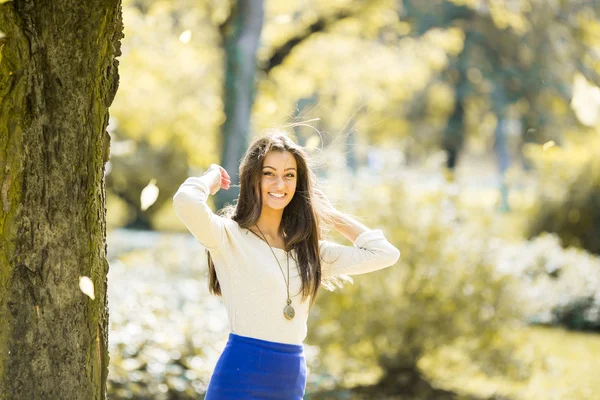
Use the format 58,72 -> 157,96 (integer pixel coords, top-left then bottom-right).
284,304 -> 295,320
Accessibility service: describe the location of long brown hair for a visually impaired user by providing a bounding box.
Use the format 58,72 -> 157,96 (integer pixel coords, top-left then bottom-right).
207,131 -> 349,307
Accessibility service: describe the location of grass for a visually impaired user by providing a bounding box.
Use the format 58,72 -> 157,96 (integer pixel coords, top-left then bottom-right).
420,326 -> 600,400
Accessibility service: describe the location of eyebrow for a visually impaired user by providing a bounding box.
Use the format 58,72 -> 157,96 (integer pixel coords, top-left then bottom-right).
263,166 -> 297,171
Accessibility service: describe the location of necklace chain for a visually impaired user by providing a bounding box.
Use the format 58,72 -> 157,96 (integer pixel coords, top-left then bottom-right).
255,225 -> 295,320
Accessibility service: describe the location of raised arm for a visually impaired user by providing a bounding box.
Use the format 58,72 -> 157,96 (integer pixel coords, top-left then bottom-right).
313,189 -> 400,278
172,165 -> 231,250
319,229 -> 400,278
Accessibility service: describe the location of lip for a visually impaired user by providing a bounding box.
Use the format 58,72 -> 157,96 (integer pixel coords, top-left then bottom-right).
268,192 -> 287,200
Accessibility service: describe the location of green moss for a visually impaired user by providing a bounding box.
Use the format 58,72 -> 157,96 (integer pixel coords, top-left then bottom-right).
0,3 -> 29,394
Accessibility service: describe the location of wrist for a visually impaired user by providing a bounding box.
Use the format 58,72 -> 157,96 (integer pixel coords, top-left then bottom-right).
331,210 -> 346,228
203,170 -> 220,195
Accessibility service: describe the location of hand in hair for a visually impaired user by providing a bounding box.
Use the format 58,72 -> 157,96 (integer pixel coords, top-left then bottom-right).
204,164 -> 231,195
313,188 -> 338,216
313,189 -> 369,241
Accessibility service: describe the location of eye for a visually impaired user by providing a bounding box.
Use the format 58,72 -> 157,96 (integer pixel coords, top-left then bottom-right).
263,172 -> 273,176
286,173 -> 295,178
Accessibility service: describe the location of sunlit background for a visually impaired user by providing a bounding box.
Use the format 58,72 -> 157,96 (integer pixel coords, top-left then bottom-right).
104,0 -> 600,399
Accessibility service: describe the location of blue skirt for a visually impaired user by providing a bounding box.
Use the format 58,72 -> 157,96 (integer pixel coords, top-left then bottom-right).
204,332 -> 307,400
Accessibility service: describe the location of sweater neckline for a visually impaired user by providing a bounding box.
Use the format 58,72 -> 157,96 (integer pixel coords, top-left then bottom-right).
244,228 -> 289,254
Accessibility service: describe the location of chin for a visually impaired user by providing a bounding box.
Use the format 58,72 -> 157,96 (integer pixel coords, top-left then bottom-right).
265,201 -> 289,211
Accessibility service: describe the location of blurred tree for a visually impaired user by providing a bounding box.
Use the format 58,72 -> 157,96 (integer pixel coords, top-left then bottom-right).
217,0 -> 378,208
526,132 -> 600,255
108,0 -> 600,226
110,0 -> 377,216
0,0 -> 122,398
216,0 -> 264,210
106,0 -> 225,228
399,0 -> 599,212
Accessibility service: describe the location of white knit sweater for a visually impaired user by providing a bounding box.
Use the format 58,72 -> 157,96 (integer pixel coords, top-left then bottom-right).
172,176 -> 400,344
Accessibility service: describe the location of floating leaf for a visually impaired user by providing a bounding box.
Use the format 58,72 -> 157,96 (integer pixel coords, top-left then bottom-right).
178,30 -> 191,44
571,73 -> 600,127
542,140 -> 555,151
140,178 -> 159,211
79,276 -> 95,300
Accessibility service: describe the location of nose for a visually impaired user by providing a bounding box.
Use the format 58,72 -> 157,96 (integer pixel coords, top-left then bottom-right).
274,176 -> 285,190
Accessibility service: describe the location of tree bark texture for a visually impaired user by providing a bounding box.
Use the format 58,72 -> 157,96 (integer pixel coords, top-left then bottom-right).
216,0 -> 263,210
0,1 -> 123,398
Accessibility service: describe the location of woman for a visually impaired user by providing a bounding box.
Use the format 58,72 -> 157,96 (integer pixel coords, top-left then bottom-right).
172,132 -> 400,399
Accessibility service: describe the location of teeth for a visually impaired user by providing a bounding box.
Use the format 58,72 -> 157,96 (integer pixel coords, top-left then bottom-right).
269,193 -> 285,198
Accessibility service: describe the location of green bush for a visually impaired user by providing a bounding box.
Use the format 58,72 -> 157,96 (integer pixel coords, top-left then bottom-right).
496,233 -> 600,332
307,172 -> 530,391
524,133 -> 600,255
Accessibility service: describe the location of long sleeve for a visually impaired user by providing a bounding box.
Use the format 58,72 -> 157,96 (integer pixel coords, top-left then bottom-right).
319,229 -> 400,278
172,176 -> 226,250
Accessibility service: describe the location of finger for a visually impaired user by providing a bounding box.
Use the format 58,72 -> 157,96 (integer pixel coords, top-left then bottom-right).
218,166 -> 230,178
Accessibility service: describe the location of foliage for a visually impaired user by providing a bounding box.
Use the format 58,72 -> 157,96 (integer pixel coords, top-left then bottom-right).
421,326 -> 600,400
106,232 -> 228,399
106,0 -> 600,230
104,169 -> 600,398
306,172 -> 530,389
495,233 -> 600,331
112,0 -> 224,164
524,132 -> 600,255
106,138 -> 189,229
106,0 -> 225,226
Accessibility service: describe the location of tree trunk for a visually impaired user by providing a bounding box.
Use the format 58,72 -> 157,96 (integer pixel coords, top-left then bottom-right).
442,30 -> 472,173
0,1 -> 123,399
216,0 -> 264,210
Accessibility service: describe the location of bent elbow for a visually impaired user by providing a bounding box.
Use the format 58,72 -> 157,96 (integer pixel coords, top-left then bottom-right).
172,191 -> 184,213
386,246 -> 401,266
173,188 -> 194,209
172,190 -> 184,207
172,190 -> 196,221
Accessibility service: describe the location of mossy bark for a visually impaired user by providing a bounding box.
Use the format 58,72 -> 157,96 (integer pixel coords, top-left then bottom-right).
0,0 -> 123,398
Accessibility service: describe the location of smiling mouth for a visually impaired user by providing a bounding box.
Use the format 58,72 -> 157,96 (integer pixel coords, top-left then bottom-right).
268,192 -> 287,200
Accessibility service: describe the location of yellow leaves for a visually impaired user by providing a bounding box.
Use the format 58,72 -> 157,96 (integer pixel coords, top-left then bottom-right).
421,45 -> 449,71
576,9 -> 600,46
256,1 -> 468,140
423,27 -> 465,57
524,133 -> 600,208
448,0 -> 480,7
79,276 -> 95,300
396,21 -> 412,36
112,2 -> 224,166
489,0 -> 530,36
427,82 -> 455,116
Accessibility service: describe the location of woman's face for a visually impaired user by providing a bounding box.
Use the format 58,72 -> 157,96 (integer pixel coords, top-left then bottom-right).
260,150 -> 297,212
